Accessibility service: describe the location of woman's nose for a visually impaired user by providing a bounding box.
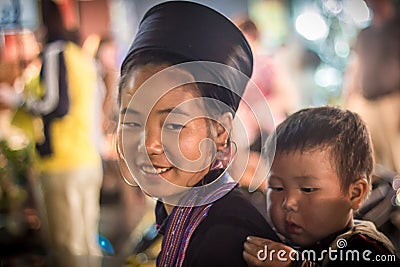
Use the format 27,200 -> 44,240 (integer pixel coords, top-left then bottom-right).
144,128 -> 163,155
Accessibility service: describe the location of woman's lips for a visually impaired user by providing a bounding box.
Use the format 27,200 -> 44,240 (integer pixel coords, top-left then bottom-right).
141,165 -> 171,174
139,164 -> 172,175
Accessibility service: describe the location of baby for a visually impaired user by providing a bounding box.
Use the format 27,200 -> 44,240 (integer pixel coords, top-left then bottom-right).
244,106 -> 398,266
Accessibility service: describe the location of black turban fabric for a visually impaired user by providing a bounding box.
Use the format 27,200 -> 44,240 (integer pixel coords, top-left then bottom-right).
121,1 -> 253,114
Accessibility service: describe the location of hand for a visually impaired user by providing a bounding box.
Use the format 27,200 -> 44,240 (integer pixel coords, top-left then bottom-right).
243,236 -> 295,267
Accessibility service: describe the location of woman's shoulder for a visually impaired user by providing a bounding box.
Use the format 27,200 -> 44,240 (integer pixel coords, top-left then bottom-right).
213,186 -> 255,209
182,186 -> 278,266
203,186 -> 278,239
209,186 -> 261,215
181,188 -> 266,266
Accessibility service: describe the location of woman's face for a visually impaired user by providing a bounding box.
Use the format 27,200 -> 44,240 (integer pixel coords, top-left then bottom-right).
118,64 -> 218,199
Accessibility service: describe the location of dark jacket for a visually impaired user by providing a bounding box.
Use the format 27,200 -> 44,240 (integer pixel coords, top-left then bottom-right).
156,172 -> 279,267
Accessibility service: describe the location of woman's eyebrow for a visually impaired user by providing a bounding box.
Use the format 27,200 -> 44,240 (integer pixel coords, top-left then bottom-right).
157,107 -> 190,116
120,107 -> 192,116
120,107 -> 140,115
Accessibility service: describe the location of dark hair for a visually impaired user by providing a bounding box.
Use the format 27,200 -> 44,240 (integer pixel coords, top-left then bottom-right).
266,106 -> 373,193
119,2 -> 252,118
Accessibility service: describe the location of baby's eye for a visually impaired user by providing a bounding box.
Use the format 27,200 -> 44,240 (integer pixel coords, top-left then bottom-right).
268,186 -> 284,192
164,123 -> 185,130
300,187 -> 318,193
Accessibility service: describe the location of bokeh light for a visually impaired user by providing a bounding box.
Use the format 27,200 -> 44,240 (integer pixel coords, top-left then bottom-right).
295,11 -> 328,41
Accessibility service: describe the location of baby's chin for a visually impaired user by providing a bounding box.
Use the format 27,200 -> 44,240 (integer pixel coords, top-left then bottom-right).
284,236 -> 319,249
274,231 -> 313,248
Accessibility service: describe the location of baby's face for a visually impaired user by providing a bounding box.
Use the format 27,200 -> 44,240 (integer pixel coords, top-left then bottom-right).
267,149 -> 353,247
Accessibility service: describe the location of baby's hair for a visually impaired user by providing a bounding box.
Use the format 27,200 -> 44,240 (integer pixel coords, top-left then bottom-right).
266,106 -> 373,194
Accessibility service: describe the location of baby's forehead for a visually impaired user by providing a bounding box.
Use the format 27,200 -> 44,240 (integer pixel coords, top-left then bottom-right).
275,145 -> 335,160
272,147 -> 340,174
275,145 -> 328,155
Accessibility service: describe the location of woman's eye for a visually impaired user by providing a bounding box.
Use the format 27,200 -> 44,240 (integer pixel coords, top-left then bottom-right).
300,188 -> 318,193
164,123 -> 184,130
122,122 -> 142,128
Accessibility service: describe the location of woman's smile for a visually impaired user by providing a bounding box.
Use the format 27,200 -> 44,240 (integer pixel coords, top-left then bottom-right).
140,164 -> 172,175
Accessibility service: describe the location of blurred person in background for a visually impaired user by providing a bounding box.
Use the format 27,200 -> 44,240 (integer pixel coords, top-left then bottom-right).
235,17 -> 300,148
83,34 -> 120,135
0,0 -> 104,264
343,0 -> 400,174
233,17 -> 300,217
85,33 -> 148,254
95,36 -> 119,133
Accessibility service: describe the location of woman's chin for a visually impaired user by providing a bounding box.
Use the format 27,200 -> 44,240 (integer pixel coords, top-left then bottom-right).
138,179 -> 188,201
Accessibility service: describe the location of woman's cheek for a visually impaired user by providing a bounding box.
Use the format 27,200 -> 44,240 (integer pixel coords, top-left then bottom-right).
178,128 -> 204,159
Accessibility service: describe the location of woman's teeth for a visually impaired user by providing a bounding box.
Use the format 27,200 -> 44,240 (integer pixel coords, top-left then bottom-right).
141,165 -> 171,174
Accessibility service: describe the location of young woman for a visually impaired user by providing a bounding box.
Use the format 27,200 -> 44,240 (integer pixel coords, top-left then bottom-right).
116,1 -> 279,266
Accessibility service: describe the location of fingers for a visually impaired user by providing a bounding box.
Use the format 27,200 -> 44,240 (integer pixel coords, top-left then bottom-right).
243,236 -> 294,267
243,237 -> 269,266
243,249 -> 266,267
246,236 -> 275,246
244,239 -> 263,257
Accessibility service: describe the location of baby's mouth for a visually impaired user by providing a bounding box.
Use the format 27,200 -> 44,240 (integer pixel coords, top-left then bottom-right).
285,221 -> 302,234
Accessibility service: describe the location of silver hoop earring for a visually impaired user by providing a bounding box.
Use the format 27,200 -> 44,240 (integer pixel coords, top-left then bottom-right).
116,137 -> 139,187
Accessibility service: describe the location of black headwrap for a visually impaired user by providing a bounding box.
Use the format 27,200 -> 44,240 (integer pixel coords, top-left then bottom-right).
121,1 -> 253,114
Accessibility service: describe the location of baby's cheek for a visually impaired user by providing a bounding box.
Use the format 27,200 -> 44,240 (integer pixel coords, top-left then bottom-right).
268,201 -> 284,228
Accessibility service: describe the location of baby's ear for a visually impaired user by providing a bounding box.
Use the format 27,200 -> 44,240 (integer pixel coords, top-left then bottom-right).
349,178 -> 369,210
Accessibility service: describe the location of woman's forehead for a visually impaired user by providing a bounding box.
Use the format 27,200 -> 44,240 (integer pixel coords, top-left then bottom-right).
152,86 -> 203,111
122,64 -> 199,100
120,66 -> 205,118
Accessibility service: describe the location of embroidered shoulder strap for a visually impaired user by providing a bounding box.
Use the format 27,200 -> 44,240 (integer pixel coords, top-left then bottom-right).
157,174 -> 236,267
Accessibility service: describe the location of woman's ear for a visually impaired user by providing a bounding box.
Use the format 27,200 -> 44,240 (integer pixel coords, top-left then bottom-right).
349,178 -> 369,210
215,112 -> 233,150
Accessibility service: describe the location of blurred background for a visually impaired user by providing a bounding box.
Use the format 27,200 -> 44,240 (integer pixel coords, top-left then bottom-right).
0,0 -> 378,106
0,0 -> 399,266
